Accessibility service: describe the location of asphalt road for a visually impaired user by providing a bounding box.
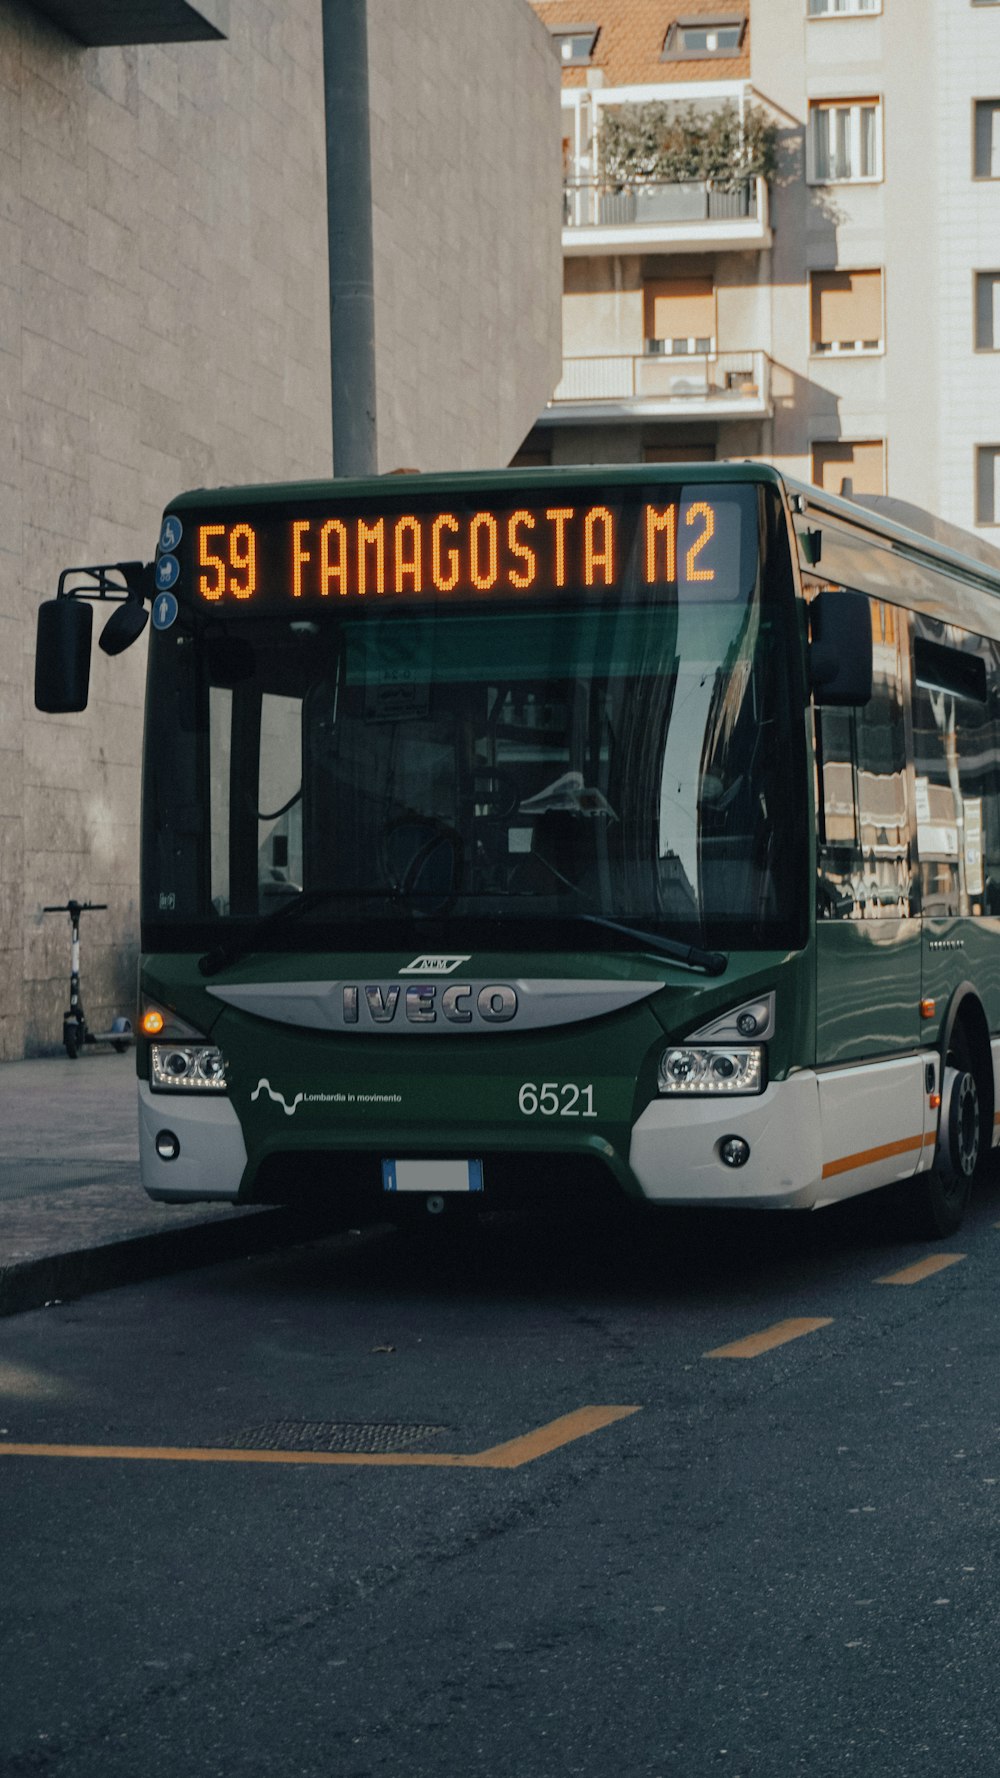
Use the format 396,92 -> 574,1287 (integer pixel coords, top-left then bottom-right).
4,1177 -> 1000,1777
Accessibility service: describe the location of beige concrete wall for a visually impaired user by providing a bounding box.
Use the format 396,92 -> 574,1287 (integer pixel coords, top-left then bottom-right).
0,0 -> 561,1059
563,258 -> 644,357
562,254 -> 770,361
367,0 -> 562,473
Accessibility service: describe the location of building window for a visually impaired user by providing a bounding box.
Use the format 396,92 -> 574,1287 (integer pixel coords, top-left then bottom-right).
549,25 -> 598,65
812,439 -> 885,496
807,0 -> 879,14
976,447 -> 1000,524
809,99 -> 882,182
644,278 -> 716,355
975,273 -> 1000,349
810,269 -> 883,353
974,101 -> 1000,177
662,17 -> 746,58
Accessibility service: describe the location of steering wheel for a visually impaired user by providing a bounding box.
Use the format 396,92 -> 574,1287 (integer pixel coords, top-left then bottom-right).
382,817 -> 464,911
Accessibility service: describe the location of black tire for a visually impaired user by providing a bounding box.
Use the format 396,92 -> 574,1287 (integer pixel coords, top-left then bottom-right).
64,1027 -> 80,1060
909,1033 -> 984,1238
112,1041 -> 129,1054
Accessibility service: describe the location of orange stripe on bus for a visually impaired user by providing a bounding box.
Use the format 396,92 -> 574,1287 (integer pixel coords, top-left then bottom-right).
822,1130 -> 935,1180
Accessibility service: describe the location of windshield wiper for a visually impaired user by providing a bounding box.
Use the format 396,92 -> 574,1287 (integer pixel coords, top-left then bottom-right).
198,887 -> 378,977
576,913 -> 727,976
200,896 -> 728,980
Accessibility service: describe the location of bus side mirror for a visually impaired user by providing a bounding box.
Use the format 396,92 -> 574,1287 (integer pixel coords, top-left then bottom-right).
99,594 -> 149,656
34,598 -> 93,713
808,588 -> 873,707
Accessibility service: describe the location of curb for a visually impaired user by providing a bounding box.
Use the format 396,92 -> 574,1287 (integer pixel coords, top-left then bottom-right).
0,1206 -> 306,1319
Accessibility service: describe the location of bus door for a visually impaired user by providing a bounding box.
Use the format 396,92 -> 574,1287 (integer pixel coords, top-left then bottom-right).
813,597 -> 926,1194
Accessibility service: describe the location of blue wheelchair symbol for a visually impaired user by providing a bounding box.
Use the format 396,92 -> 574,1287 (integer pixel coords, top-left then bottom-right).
152,591 -> 178,631
159,515 -> 183,553
156,554 -> 180,590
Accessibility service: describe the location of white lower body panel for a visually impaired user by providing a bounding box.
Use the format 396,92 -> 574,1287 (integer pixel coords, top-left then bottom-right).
629,1054 -> 939,1210
814,1053 -> 937,1207
138,1081 -> 248,1203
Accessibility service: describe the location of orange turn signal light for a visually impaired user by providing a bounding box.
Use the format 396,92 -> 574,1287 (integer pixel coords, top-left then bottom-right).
140,1008 -> 165,1036
929,1093 -> 941,1109
919,998 -> 936,1020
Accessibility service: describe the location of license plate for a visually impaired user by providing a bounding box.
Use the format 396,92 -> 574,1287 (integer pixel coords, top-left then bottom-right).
382,1159 -> 484,1194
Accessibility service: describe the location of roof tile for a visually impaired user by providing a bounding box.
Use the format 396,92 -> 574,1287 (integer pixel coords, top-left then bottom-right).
532,0 -> 750,88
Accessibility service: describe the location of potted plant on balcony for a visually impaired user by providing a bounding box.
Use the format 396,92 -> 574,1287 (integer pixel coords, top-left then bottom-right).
599,100 -> 777,222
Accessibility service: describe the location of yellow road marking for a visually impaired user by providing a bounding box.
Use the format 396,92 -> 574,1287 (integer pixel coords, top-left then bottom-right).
0,1405 -> 640,1471
704,1317 -> 832,1359
875,1253 -> 965,1286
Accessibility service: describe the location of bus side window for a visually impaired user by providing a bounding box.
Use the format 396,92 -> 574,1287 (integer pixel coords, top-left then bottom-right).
912,621 -> 997,917
816,707 -> 861,918
855,602 -> 912,918
816,597 -> 911,920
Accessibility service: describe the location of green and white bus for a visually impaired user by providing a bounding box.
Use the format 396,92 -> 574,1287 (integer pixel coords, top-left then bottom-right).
34,464 -> 1000,1236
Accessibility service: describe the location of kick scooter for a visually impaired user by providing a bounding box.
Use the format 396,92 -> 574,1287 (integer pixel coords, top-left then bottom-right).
42,900 -> 134,1059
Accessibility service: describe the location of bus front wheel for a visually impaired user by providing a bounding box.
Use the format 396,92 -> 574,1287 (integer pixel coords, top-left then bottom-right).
911,1039 -> 983,1238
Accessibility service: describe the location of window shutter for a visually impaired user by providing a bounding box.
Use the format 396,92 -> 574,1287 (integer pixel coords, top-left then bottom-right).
812,270 -> 882,347
644,278 -> 715,342
812,439 -> 885,495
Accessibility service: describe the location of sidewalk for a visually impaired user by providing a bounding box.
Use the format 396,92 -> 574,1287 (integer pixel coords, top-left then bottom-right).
0,1051 -> 290,1316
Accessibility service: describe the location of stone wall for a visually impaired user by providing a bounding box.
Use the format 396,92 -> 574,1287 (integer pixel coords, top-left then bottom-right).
0,0 -> 561,1059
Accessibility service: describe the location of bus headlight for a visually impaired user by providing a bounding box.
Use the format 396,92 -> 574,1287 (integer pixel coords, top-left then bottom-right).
658,1045 -> 764,1095
151,1043 -> 228,1092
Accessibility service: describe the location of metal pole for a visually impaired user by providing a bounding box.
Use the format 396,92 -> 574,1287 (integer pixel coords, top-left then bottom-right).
322,0 -> 378,476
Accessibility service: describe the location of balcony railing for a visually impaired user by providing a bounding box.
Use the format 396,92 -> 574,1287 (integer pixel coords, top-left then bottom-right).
550,350 -> 771,413
563,176 -> 761,232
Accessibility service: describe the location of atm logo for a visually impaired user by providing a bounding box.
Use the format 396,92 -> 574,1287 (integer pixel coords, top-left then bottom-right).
399,955 -> 470,975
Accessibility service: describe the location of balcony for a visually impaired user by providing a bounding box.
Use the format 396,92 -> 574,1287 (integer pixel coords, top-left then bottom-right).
541,350 -> 772,424
562,176 -> 770,256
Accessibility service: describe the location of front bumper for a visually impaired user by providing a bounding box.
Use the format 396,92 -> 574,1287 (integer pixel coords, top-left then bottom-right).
139,1065 -> 929,1215
139,1081 -> 247,1202
629,1072 -> 823,1208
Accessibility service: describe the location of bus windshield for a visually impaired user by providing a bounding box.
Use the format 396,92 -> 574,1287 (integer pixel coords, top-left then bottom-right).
142,480 -> 806,953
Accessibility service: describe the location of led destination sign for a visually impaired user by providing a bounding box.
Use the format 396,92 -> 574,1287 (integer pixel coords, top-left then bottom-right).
186,489 -> 753,609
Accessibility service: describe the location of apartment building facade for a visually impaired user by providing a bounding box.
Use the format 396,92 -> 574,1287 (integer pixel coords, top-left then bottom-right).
525,0 -> 1000,545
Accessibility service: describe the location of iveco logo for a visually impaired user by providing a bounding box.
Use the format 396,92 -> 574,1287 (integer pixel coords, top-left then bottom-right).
343,983 -> 517,1026
399,955 -> 471,974
207,976 -> 665,1034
